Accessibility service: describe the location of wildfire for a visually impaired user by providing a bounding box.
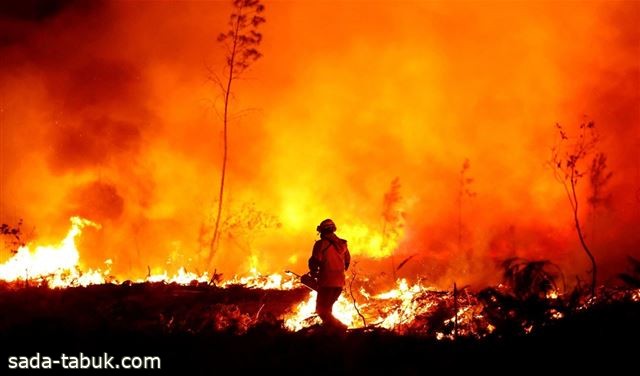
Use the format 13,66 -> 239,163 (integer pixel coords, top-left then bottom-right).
372,279 -> 438,329
0,216 -> 298,289
282,278 -> 483,337
284,291 -> 363,331
0,217 -> 206,287
0,216 -> 108,288
1,217 -> 634,340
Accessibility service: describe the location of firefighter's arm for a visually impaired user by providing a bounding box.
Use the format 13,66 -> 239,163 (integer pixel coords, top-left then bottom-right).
308,241 -> 323,276
344,242 -> 351,271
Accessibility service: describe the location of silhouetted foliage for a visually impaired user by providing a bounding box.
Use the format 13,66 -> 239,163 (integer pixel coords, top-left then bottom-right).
501,258 -> 560,301
1,219 -> 25,254
216,0 -> 265,76
423,300 -> 455,336
619,256 -> 640,288
478,258 -> 565,337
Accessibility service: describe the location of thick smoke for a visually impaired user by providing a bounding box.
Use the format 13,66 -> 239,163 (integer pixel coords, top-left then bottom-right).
0,1 -> 638,289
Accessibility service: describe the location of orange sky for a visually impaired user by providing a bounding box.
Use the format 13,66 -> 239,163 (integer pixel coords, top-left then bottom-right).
1,0 -> 638,288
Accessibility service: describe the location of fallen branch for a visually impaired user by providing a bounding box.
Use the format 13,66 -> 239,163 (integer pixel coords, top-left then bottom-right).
349,264 -> 367,328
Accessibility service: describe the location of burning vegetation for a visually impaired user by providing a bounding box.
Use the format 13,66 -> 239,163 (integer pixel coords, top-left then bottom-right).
0,216 -> 638,339
0,213 -> 639,372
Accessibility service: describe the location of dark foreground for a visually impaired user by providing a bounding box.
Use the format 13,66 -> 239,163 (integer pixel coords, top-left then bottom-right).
1,283 -> 638,375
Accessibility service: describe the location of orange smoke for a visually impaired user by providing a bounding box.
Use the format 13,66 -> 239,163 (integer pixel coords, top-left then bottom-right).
0,1 -> 638,289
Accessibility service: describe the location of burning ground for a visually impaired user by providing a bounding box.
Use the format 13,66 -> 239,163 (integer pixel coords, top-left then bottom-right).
0,217 -> 639,372
0,276 -> 639,373
1,0 -> 640,373
1,0 -> 639,286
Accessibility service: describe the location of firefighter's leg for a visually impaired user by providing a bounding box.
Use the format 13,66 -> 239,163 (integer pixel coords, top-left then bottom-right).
326,288 -> 347,329
316,287 -> 347,329
316,287 -> 334,324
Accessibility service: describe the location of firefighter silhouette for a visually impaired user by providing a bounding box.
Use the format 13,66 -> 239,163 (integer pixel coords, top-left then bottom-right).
308,219 -> 350,330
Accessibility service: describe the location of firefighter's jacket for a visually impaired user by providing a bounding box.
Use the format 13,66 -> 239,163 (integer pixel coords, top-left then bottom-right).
309,233 -> 350,287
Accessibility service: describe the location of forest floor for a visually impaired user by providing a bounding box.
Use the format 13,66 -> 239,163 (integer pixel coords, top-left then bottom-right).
0,282 -> 638,374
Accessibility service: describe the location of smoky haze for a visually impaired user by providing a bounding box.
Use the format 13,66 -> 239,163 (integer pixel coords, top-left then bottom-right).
1,1 -> 638,289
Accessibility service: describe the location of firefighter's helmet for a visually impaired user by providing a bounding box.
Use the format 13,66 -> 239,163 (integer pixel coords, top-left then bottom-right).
316,218 -> 336,234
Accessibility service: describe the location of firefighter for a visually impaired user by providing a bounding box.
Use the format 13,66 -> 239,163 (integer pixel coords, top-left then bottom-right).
308,218 -> 351,330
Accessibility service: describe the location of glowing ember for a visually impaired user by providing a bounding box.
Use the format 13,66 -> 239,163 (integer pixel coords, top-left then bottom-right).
550,309 -> 564,320
547,290 -> 559,299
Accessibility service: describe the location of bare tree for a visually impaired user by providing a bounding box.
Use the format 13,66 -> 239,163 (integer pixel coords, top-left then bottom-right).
551,121 -> 601,297
208,0 -> 265,265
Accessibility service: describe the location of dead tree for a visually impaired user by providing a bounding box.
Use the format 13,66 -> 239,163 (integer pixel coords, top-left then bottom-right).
208,0 -> 265,265
551,121 -> 601,297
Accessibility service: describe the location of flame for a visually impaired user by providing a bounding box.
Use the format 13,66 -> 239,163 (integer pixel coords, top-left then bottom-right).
222,268 -> 297,289
0,214 -> 632,339
338,224 -> 403,259
0,217 -> 213,287
546,290 -> 559,299
282,278 -> 507,338
0,4 -> 636,341
284,291 -> 363,331
0,216 -> 108,287
0,216 -> 308,288
284,279 -> 453,333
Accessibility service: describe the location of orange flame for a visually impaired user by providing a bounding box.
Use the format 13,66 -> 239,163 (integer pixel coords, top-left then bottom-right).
0,216 -> 107,287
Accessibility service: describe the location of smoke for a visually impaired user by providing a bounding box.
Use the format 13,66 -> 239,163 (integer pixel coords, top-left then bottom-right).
1,1 -> 638,288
